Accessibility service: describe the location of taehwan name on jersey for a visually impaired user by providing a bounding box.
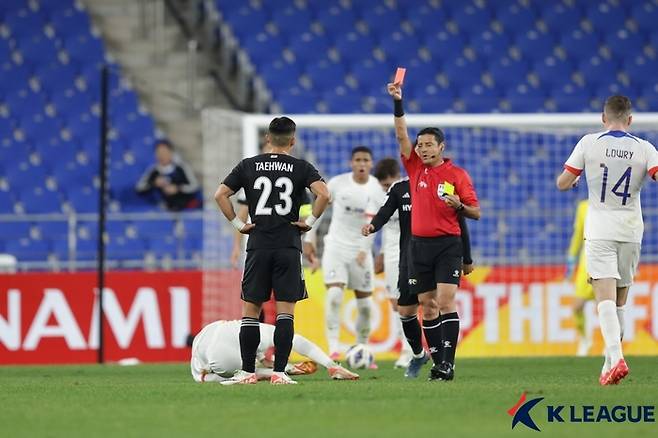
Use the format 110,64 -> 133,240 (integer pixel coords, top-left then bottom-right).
255,161 -> 294,172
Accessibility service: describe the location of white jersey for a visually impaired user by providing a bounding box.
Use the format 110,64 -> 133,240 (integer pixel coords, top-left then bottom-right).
323,173 -> 383,252
565,130 -> 658,243
191,320 -> 274,376
190,320 -> 335,381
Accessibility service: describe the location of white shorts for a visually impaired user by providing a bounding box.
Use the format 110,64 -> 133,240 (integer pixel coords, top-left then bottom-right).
585,240 -> 640,288
322,244 -> 374,292
190,342 -> 241,382
384,253 -> 400,300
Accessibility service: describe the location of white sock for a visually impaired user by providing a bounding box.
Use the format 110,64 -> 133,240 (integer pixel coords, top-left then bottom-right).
292,334 -> 335,368
598,300 -> 623,364
617,306 -> 625,341
355,296 -> 372,345
602,350 -> 612,375
325,286 -> 343,353
392,310 -> 412,354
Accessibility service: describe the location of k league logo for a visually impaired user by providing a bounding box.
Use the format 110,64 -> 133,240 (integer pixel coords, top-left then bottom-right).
507,392 -> 656,432
508,392 -> 544,431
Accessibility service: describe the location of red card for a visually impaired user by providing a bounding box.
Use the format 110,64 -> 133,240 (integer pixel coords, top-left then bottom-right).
394,67 -> 406,85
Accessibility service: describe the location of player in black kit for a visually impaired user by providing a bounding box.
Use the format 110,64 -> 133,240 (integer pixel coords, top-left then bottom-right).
362,177 -> 473,378
215,116 -> 330,385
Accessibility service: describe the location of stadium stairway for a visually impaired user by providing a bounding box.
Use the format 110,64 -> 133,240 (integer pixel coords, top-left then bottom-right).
82,0 -> 228,171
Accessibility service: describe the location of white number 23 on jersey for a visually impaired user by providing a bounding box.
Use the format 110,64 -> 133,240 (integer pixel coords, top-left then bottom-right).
253,176 -> 293,215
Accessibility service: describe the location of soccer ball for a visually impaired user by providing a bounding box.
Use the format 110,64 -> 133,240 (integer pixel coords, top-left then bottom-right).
345,344 -> 374,369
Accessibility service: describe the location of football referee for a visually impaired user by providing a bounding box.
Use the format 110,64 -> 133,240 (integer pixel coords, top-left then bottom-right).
387,81 -> 480,381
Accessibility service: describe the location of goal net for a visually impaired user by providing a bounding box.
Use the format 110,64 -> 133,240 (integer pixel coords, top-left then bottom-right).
202,110 -> 658,357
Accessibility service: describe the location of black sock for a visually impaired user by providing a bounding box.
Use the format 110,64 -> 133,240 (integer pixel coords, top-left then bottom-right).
422,317 -> 443,365
400,315 -> 423,355
239,317 -> 260,373
273,313 -> 294,372
440,312 -> 460,365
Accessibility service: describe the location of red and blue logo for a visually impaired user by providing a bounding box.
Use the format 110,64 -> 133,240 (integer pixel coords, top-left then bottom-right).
508,392 -> 544,432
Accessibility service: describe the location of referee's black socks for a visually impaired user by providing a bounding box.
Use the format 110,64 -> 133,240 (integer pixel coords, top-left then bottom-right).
274,313 -> 294,372
440,312 -> 460,365
400,315 -> 423,356
422,317 -> 443,365
239,317 -> 260,373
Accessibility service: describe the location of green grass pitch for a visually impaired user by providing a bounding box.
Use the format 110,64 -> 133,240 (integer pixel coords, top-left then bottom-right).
1,357 -> 656,438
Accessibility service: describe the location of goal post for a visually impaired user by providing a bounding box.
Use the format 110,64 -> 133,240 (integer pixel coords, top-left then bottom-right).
202,110 -> 658,357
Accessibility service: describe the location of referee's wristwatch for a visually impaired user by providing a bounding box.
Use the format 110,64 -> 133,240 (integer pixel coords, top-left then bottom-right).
457,203 -> 465,211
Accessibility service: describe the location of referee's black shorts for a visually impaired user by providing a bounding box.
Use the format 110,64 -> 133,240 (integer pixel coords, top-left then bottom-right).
241,248 -> 307,303
408,235 -> 462,295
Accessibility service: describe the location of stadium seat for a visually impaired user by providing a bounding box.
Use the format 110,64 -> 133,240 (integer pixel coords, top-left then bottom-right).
496,2 -> 537,34
631,1 -> 658,33
471,30 -> 510,58
362,7 -> 404,37
5,238 -> 50,262
37,221 -> 69,239
243,33 -> 284,67
452,3 -> 491,33
407,6 -> 447,32
6,165 -> 49,192
323,93 -> 363,113
223,6 -> 269,42
604,29 -> 645,59
423,31 -> 465,61
50,6 -> 93,37
17,35 -> 61,66
0,192 -> 16,214
316,4 -> 356,34
181,217 -> 203,238
288,33 -> 330,64
378,32 -> 420,64
20,188 -> 63,214
4,10 -> 46,39
133,219 -> 175,238
560,29 -> 600,60
0,221 -> 32,240
64,34 -> 105,66
579,56 -> 620,86
623,55 -> 658,85
515,30 -> 555,61
489,57 -> 529,87
148,236 -> 179,259
106,236 -> 146,261
52,89 -> 94,116
587,2 -> 627,34
67,187 -> 99,213
541,2 -> 583,32
506,83 -> 546,112
305,60 -> 347,90
442,57 -> 483,86
334,32 -> 375,64
271,5 -> 313,35
533,57 -> 573,87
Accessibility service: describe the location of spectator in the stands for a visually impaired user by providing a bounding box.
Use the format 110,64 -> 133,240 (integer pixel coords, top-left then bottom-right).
135,139 -> 201,211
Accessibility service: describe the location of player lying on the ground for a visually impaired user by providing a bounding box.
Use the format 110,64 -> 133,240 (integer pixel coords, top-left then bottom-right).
190,320 -> 359,383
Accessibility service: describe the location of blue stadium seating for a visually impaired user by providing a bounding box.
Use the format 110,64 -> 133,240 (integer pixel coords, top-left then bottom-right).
0,0 -> 189,267
209,0 -> 658,115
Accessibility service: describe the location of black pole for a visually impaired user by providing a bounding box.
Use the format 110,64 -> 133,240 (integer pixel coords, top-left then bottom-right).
97,65 -> 109,364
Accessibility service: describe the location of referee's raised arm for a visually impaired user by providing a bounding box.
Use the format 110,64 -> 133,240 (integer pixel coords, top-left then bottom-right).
387,82 -> 412,160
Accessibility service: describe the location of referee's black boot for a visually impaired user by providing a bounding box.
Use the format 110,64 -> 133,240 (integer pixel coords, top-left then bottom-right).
429,361 -> 454,381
